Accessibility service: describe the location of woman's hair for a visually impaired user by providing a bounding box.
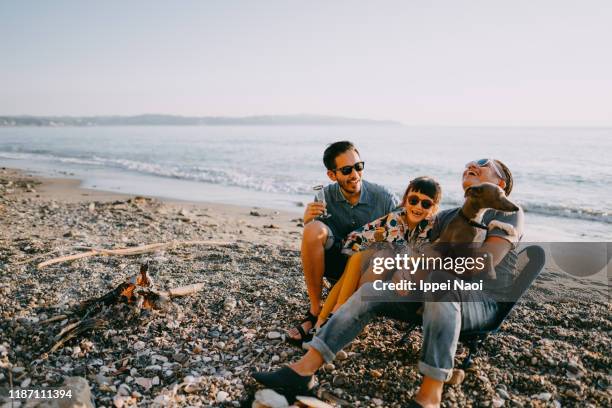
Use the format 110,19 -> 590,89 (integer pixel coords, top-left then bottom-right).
402,176 -> 442,205
494,160 -> 513,196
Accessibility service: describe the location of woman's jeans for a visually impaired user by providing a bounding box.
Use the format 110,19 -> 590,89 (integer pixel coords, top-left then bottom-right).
306,276 -> 499,382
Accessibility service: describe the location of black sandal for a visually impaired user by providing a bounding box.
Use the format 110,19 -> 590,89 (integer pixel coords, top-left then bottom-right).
285,311 -> 318,347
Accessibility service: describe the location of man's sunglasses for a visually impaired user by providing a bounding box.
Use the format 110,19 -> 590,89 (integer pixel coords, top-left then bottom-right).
466,158 -> 505,180
334,161 -> 365,176
406,195 -> 434,209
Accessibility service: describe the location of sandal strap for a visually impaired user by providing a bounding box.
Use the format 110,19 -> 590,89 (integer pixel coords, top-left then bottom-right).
304,311 -> 318,325
295,324 -> 307,340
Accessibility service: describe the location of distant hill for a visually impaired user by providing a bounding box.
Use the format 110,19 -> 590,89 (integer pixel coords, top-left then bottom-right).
0,114 -> 402,127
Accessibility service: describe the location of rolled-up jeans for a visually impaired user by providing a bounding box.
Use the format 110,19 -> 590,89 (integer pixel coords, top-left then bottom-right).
306,275 -> 499,382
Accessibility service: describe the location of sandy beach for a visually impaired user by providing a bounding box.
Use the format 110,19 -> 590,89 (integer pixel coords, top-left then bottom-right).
0,167 -> 610,407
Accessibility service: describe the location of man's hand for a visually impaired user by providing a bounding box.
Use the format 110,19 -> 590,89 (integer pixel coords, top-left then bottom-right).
303,202 -> 326,224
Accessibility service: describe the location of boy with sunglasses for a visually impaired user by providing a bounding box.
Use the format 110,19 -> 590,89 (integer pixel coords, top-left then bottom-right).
286,141 -> 398,345
258,159 -> 524,408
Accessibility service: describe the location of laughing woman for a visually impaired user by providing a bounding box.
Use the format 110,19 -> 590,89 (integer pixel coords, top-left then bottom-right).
311,176 -> 442,331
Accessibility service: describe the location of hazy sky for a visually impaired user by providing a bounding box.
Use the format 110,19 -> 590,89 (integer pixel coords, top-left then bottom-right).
1,1 -> 611,125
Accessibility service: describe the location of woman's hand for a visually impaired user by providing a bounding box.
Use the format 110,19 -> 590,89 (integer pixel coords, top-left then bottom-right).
303,202 -> 326,224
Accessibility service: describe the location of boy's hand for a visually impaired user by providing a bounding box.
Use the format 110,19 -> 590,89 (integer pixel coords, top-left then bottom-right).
304,202 -> 326,224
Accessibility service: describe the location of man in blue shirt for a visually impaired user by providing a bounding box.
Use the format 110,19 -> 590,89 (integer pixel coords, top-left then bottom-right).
286,141 -> 398,345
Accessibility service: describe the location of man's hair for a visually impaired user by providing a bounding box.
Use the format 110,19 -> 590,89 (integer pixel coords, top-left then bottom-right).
494,160 -> 513,196
323,141 -> 359,170
402,176 -> 442,205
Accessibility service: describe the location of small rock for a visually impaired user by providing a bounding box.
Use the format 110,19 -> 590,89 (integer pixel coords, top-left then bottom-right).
223,297 -> 237,311
533,392 -> 552,401
372,398 -> 384,406
118,384 -> 131,396
216,390 -> 229,403
63,377 -> 94,408
296,395 -> 334,408
335,350 -> 348,360
324,363 -> 336,371
173,352 -> 189,364
370,369 -> 382,378
254,388 -> 289,408
271,354 -> 280,363
145,364 -> 162,372
71,346 -> 82,358
332,374 -> 347,386
492,396 -> 505,407
250,210 -> 261,216
267,331 -> 282,340
113,394 -> 126,408
135,377 -> 153,391
80,339 -> 94,352
133,341 -> 146,351
96,373 -> 111,386
184,383 -> 200,393
496,388 -> 510,399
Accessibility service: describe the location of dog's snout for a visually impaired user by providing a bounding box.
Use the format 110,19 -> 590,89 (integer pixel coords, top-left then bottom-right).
500,198 -> 520,212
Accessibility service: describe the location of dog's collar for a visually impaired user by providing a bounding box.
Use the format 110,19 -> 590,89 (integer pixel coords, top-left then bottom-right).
459,209 -> 488,230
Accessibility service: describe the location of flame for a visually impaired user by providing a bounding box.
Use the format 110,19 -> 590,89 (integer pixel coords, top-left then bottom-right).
120,265 -> 153,307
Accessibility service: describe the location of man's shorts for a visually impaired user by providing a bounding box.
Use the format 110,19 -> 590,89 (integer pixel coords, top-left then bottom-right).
322,224 -> 348,283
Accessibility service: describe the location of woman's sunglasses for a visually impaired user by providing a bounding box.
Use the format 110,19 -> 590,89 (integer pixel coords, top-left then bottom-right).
465,158 -> 505,180
406,195 -> 434,209
335,161 -> 365,176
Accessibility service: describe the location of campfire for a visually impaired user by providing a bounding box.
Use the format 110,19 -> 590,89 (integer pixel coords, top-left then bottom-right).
40,263 -> 204,355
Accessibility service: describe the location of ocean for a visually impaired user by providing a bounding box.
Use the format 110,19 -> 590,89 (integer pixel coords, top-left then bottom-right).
1,126 -> 610,241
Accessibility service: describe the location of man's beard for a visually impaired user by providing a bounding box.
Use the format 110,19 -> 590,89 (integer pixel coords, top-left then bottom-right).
339,178 -> 361,195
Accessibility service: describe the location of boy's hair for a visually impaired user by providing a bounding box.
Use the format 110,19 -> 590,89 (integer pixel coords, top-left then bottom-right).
402,176 -> 442,205
323,141 -> 360,170
494,160 -> 513,196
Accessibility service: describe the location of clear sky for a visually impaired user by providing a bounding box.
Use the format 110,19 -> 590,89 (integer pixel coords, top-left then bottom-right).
1,0 -> 611,126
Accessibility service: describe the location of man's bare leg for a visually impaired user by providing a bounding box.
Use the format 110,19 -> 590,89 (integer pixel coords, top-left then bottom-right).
289,348 -> 325,376
414,376 -> 443,408
287,221 -> 328,340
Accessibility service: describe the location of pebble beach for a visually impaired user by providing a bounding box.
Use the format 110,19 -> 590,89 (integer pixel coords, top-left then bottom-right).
0,168 -> 610,407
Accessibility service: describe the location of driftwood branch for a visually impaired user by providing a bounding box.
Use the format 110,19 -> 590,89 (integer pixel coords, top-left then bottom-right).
37,240 -> 230,269
167,283 -> 205,297
13,249 -> 64,265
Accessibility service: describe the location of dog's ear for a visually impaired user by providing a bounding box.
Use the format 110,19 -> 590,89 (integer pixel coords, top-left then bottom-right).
465,185 -> 483,197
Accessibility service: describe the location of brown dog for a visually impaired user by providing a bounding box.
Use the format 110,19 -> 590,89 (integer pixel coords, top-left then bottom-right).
436,182 -> 519,244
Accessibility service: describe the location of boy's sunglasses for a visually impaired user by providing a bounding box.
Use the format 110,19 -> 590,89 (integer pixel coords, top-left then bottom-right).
406,195 -> 434,209
334,161 -> 365,176
465,158 -> 505,180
